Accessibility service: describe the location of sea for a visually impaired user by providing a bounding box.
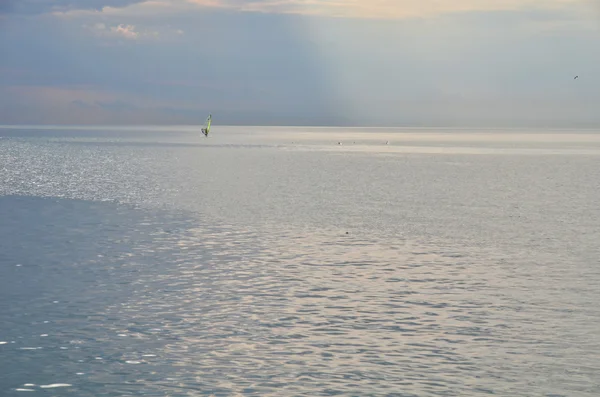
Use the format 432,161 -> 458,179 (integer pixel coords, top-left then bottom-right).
1,125 -> 599,396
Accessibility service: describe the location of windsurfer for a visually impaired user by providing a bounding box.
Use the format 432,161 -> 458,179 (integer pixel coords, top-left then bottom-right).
202,114 -> 211,137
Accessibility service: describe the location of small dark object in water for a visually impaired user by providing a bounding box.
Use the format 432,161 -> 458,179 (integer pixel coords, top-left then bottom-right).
345,231 -> 349,234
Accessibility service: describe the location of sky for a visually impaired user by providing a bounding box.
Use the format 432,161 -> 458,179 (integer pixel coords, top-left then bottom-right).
0,0 -> 599,126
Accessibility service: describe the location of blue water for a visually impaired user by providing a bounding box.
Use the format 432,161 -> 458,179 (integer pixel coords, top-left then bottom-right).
1,126 -> 599,396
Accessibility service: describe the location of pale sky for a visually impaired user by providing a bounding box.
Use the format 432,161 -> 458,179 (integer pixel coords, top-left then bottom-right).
0,0 -> 599,126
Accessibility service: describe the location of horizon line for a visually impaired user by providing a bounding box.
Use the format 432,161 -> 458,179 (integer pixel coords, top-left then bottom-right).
1,124 -> 600,131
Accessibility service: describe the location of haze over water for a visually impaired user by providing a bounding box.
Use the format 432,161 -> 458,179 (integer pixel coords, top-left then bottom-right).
1,126 -> 599,396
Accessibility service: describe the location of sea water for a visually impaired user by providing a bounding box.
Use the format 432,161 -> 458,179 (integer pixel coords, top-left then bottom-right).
1,126 -> 599,396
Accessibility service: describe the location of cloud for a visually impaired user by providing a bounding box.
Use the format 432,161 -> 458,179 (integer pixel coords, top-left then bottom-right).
0,0 -> 148,15
86,23 -> 143,39
111,24 -> 140,39
186,0 -> 592,19
83,22 -> 181,41
43,0 -> 595,21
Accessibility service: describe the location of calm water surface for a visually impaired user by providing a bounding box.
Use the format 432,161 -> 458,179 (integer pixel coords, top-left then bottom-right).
1,126 -> 599,396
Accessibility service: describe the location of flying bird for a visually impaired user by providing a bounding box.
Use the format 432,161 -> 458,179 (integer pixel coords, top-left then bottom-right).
574,75 -> 579,79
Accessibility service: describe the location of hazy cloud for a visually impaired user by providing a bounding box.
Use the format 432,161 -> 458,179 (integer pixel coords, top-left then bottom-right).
186,0 -> 592,19
95,99 -> 139,111
70,99 -> 138,111
45,0 -> 595,20
70,99 -> 95,109
0,0 -> 148,15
